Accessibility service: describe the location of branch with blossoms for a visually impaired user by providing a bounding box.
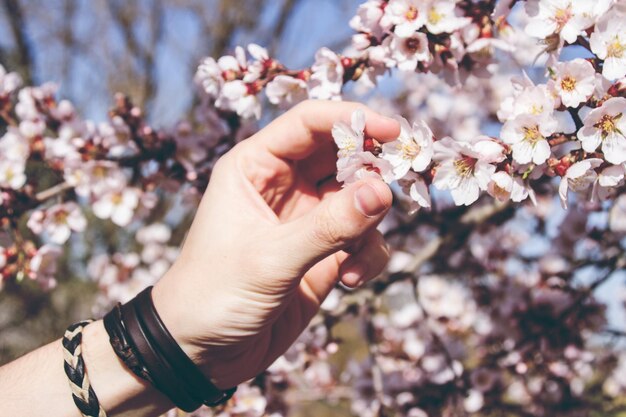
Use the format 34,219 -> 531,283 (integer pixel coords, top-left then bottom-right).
196,0 -> 626,211
0,66 -> 245,289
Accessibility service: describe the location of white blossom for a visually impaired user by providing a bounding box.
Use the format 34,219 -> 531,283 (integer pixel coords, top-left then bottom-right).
389,32 -> 431,71
590,13 -> 626,80
308,48 -> 344,100
487,171 -> 530,203
217,80 -> 262,119
265,75 -> 308,108
383,0 -> 427,37
27,202 -> 87,244
524,0 -> 597,44
501,114 -> 557,165
432,136 -> 504,206
381,118 -> 433,178
550,58 -> 596,108
424,0 -> 471,34
398,171 -> 431,213
332,109 -> 365,158
0,65 -> 22,96
93,187 -> 141,227
350,0 -> 386,36
577,97 -> 626,164
337,151 -> 395,185
558,158 -> 603,208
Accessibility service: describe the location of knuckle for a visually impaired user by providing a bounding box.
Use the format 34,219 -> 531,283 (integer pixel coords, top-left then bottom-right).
311,207 -> 348,248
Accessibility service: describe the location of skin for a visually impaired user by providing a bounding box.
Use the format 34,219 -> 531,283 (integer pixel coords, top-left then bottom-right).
0,100 -> 400,417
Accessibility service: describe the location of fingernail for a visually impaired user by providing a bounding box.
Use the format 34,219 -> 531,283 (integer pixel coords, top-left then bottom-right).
355,183 -> 387,217
342,264 -> 368,287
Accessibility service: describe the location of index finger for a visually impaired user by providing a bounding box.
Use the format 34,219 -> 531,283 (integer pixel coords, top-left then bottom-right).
254,100 -> 401,160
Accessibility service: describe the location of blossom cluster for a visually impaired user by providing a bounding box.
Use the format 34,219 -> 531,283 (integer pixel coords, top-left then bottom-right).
195,0 -> 512,118
333,75 -> 626,210
0,65 -> 233,289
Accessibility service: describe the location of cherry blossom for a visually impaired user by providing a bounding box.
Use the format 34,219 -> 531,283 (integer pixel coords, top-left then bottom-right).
501,114 -> 557,165
332,109 -> 365,158
265,75 -> 308,108
28,244 -> 63,290
336,151 -> 395,185
0,158 -> 27,190
92,187 -> 141,227
577,97 -> 626,164
381,118 -> 433,178
308,48 -> 344,100
382,0 -> 427,38
524,0 -> 593,44
590,12 -> 626,80
423,0 -> 470,35
549,58 -> 596,108
558,158 -> 603,208
389,32 -> 431,70
432,136 -> 504,206
398,171 -> 431,213
497,77 -> 556,122
0,65 -> 22,96
487,171 -> 531,203
350,0 -> 386,37
27,202 -> 87,244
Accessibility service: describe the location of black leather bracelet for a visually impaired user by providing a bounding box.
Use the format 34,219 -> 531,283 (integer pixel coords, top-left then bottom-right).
103,303 -> 155,385
120,300 -> 202,412
133,286 -> 237,407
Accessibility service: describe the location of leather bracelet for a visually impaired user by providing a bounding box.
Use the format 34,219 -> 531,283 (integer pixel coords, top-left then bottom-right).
120,300 -> 202,412
133,286 -> 237,406
103,303 -> 154,385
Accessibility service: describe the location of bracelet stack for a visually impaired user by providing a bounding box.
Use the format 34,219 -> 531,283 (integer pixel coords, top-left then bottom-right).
63,286 -> 236,416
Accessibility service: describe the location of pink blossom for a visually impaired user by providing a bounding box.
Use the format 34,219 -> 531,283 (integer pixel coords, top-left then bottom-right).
27,202 -> 87,244
28,244 -> 62,289
337,151 -> 394,185
389,32 -> 431,70
308,48 -> 344,100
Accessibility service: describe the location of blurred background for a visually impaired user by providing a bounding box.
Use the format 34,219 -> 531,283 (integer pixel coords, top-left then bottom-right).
0,0 -> 363,364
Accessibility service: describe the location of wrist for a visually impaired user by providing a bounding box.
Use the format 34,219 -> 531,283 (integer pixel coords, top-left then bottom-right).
81,320 -> 174,415
151,268 -> 251,389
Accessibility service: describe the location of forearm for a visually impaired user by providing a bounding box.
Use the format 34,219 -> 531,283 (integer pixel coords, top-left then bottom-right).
0,320 -> 173,417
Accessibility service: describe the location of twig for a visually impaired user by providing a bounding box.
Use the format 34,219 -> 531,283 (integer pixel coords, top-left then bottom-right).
35,182 -> 72,202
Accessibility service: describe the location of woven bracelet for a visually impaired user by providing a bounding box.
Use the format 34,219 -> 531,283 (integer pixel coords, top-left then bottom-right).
62,320 -> 108,417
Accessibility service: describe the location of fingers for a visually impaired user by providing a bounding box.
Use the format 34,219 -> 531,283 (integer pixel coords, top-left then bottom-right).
339,231 -> 389,288
272,177 -> 392,276
254,100 -> 400,160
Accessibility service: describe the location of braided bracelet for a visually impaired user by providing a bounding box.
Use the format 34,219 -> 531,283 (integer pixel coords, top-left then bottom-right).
62,320 -> 108,417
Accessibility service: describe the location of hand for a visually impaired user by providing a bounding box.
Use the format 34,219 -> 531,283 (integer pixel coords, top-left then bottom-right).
152,100 -> 400,388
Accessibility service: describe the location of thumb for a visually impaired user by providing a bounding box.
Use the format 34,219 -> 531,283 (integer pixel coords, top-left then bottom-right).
275,178 -> 392,274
